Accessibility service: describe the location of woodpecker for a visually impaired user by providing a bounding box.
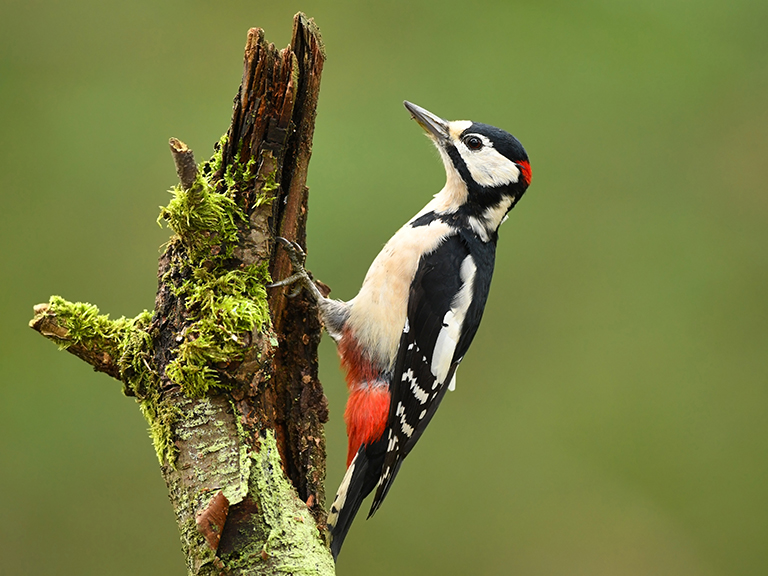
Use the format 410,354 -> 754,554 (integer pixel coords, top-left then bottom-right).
272,101 -> 532,560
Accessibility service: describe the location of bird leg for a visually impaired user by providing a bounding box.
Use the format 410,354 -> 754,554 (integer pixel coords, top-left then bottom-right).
270,237 -> 350,342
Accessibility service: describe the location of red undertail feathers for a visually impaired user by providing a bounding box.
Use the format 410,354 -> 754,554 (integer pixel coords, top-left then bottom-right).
338,327 -> 390,465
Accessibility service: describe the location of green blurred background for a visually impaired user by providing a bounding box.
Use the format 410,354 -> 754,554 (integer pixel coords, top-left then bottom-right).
2,1 -> 766,574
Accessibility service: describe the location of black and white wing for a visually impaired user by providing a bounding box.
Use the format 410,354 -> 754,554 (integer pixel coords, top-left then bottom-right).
368,231 -> 496,515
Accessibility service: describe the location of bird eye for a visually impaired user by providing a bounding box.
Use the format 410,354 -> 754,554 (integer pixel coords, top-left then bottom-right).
464,135 -> 483,150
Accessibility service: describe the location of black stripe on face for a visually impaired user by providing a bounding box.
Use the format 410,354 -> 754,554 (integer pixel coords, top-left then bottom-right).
445,144 -> 480,194
444,143 -> 508,214
444,144 -> 509,210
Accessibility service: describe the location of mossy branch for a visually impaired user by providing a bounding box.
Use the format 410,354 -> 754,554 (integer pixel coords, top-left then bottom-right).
29,297 -> 153,390
29,13 -> 332,576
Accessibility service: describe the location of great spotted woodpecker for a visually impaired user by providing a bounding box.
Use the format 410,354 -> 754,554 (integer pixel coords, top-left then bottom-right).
272,101 -> 532,560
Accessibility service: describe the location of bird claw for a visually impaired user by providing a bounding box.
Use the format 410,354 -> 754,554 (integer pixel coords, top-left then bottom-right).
275,236 -> 307,269
287,284 -> 304,298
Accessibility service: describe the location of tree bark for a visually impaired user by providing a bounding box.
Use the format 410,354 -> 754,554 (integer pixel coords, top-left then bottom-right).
29,13 -> 333,576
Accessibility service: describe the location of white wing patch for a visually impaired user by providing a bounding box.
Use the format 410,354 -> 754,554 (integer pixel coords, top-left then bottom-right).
429,254 -> 476,384
431,311 -> 460,383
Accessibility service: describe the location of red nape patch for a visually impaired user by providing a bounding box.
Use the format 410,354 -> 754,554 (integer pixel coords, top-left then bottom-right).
517,160 -> 532,186
344,386 -> 390,466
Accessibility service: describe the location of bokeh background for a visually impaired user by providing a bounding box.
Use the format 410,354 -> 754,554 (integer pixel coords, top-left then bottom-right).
2,1 -> 767,574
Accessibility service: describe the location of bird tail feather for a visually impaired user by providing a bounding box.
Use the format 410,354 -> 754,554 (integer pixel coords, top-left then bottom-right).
327,447 -> 370,560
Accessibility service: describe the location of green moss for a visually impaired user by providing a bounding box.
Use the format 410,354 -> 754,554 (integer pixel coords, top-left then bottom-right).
158,174 -> 244,262
165,263 -> 271,397
224,153 -> 257,190
139,394 -> 182,465
256,160 -> 279,208
115,309 -> 154,396
207,133 -> 228,175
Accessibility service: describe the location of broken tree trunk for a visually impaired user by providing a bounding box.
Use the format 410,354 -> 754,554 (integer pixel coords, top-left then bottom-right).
29,13 -> 334,576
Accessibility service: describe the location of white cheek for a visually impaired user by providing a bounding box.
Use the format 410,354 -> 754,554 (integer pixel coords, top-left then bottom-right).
459,144 -> 520,187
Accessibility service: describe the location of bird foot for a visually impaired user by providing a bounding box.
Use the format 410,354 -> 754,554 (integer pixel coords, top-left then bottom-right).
268,237 -> 322,301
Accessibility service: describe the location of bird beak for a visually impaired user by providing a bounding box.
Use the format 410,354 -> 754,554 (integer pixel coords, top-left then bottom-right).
404,101 -> 450,143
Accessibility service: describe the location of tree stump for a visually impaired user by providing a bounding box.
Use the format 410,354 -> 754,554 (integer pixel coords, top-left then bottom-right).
29,13 -> 334,576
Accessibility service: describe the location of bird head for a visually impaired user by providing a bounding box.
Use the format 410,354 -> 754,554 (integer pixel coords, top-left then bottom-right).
404,101 -> 531,238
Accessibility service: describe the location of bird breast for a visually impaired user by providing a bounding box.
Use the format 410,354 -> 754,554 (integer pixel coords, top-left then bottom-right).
346,218 -> 453,371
